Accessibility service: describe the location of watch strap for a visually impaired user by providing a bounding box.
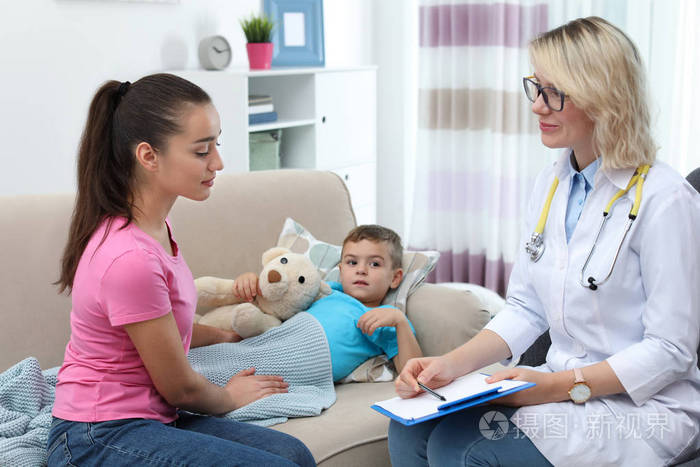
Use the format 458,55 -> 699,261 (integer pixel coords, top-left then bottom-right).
573,367 -> 585,383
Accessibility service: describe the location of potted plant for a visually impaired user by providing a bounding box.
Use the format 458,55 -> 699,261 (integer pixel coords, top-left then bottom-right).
240,13 -> 275,70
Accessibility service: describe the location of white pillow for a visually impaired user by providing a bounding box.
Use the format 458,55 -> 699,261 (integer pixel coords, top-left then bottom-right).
276,218 -> 342,276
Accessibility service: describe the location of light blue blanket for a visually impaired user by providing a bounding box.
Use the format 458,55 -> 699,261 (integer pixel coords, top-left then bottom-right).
188,311 -> 336,426
0,357 -> 57,467
0,312 -> 334,466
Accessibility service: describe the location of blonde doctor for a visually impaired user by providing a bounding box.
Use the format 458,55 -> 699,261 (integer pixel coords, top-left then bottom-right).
389,16 -> 700,467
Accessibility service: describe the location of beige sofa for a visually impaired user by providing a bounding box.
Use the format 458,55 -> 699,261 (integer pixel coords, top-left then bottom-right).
1,169 -> 492,466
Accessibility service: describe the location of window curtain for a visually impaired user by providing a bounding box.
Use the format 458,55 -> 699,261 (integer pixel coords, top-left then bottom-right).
409,0 -> 549,296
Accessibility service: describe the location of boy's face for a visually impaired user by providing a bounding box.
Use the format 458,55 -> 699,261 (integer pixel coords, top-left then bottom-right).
339,239 -> 403,308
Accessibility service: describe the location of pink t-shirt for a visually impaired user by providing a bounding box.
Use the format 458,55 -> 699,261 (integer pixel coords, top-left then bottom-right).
52,217 -> 197,423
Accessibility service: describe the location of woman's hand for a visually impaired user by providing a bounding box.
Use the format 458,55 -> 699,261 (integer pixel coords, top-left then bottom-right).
394,355 -> 458,399
485,367 -> 568,406
357,307 -> 405,335
224,367 -> 289,409
233,272 -> 261,302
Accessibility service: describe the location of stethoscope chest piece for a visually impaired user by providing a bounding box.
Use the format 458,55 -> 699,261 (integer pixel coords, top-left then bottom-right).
525,233 -> 545,262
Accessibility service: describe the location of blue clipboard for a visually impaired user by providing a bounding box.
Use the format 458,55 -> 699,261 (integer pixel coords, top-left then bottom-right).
371,380 -> 536,426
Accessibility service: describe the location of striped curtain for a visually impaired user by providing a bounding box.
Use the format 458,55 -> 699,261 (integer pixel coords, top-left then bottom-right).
409,0 -> 550,296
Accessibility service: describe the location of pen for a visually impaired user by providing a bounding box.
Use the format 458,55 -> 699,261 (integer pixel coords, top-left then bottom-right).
417,381 -> 446,401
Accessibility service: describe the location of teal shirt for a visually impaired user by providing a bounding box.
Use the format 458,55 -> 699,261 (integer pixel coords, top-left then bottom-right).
307,281 -> 415,381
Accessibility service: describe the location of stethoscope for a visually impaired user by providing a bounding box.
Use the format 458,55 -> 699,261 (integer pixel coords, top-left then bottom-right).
525,164 -> 650,290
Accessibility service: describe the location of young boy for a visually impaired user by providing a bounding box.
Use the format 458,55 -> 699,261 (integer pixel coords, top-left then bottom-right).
234,225 -> 423,382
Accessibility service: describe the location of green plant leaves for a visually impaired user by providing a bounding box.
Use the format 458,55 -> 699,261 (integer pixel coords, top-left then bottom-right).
240,14 -> 275,43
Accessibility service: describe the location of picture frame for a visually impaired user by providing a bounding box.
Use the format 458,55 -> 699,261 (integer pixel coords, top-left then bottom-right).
264,0 -> 325,67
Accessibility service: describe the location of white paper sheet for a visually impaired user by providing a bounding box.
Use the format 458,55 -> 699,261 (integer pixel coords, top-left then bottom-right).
373,373 -> 529,421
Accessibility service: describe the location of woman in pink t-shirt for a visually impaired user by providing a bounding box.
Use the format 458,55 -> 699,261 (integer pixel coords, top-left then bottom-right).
47,73 -> 315,466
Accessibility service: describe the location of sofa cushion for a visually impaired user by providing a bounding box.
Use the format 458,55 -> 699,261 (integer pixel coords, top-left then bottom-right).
1,193 -> 74,370
406,283 -> 491,357
437,282 -> 506,318
271,382 -> 396,466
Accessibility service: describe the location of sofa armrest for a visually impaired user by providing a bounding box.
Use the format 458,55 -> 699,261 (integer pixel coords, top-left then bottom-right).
406,283 -> 491,357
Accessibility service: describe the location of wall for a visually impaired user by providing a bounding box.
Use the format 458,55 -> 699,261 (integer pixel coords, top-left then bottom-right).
0,1 -> 244,195
0,0 -> 380,196
374,0 -> 417,239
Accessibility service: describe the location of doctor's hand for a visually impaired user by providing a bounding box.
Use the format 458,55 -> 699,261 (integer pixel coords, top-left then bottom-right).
485,367 -> 566,407
395,356 -> 458,399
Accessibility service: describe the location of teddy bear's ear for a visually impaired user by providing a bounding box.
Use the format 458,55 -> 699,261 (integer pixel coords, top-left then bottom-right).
262,247 -> 293,266
314,281 -> 332,301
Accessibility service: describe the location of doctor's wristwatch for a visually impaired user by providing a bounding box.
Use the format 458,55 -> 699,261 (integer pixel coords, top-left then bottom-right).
568,367 -> 592,404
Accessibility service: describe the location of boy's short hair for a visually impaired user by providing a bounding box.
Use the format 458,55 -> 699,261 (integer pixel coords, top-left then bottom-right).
342,225 -> 403,269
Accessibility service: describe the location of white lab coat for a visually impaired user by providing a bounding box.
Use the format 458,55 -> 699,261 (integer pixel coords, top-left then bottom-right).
485,150 -> 700,466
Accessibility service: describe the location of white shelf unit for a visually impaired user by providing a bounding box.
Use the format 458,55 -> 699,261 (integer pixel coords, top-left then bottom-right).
172,66 -> 377,225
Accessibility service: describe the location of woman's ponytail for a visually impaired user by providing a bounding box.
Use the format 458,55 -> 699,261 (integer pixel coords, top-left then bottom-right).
57,81 -> 126,293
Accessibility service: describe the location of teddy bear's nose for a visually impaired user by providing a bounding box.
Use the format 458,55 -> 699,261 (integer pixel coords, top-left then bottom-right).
268,270 -> 282,283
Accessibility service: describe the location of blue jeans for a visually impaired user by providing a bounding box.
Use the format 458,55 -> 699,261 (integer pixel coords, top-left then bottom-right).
388,405 -> 552,466
47,412 -> 315,466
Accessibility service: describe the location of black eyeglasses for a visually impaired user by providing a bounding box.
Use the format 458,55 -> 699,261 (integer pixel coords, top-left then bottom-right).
522,76 -> 566,112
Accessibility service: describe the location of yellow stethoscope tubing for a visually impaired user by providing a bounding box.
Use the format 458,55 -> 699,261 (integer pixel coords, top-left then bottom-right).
529,164 -> 650,290
580,164 -> 649,289
524,177 -> 559,262
534,177 -> 559,235
603,164 -> 649,217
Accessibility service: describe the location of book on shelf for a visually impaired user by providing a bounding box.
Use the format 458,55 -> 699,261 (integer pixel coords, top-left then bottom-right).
249,94 -> 273,105
248,103 -> 274,114
371,373 -> 534,426
249,111 -> 278,125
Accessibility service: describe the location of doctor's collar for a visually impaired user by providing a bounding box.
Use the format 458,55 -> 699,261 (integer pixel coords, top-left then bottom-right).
555,149 -> 636,190
600,164 -> 638,190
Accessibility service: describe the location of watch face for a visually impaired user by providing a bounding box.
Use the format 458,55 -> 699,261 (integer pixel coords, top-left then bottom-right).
570,383 -> 591,403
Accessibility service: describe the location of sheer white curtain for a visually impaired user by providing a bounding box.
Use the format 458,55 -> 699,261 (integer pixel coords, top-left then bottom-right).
668,0 -> 700,176
408,0 -> 681,295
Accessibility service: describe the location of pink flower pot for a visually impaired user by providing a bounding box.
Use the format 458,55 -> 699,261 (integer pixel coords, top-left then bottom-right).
246,42 -> 273,70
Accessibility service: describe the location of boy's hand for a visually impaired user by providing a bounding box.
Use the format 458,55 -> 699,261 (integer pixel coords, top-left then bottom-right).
357,307 -> 406,336
233,272 -> 261,302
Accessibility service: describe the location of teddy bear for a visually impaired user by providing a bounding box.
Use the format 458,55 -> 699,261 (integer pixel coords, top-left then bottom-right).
195,247 -> 332,338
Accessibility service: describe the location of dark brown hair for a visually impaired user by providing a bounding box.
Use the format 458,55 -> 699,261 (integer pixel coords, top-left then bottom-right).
342,224 -> 403,269
56,73 -> 211,293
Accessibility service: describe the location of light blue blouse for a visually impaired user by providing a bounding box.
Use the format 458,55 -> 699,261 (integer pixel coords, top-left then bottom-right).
565,155 -> 601,242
